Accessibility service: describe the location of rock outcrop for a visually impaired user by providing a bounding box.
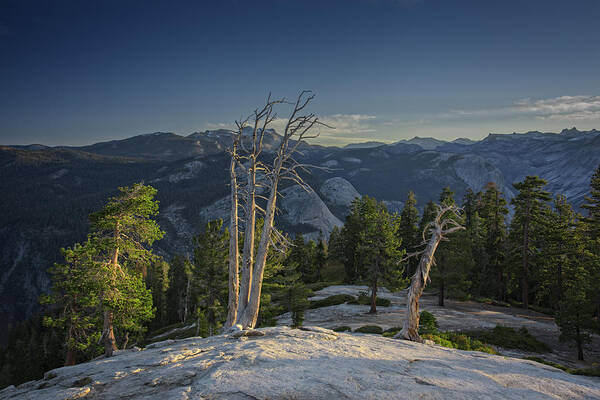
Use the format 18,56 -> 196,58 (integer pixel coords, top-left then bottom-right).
2,327 -> 599,399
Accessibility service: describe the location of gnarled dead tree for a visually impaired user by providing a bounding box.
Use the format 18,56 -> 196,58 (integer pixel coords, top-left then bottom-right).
395,204 -> 464,342
225,91 -> 330,330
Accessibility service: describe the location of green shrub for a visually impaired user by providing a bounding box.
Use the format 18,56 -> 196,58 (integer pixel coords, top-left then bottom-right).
422,332 -> 498,355
308,294 -> 355,309
382,326 -> 402,337
524,357 -> 600,377
418,311 -> 439,335
347,294 -> 391,307
332,326 -> 352,332
354,325 -> 383,334
466,325 -> 550,353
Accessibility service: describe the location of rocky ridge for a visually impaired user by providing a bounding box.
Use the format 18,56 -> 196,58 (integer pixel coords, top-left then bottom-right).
2,326 -> 599,400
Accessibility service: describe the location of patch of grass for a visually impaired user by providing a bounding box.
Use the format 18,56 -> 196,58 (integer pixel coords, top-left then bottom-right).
524,357 -> 600,377
354,325 -> 383,334
308,294 -> 355,309
347,294 -> 391,307
332,326 -> 352,332
465,325 -> 550,353
422,332 -> 499,355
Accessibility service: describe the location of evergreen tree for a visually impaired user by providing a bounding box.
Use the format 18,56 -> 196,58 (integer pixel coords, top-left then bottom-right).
193,219 -> 229,336
581,164 -> 600,318
146,258 -> 170,329
478,183 -> 509,301
166,254 -> 194,325
278,257 -> 310,328
398,191 -> 420,278
555,222 -> 596,361
431,187 -> 471,306
537,196 -> 578,308
340,197 -> 369,283
582,164 -> 600,241
44,183 -> 163,359
355,197 -> 405,313
419,200 -> 437,235
313,239 -> 327,282
509,176 -> 551,308
41,242 -> 102,364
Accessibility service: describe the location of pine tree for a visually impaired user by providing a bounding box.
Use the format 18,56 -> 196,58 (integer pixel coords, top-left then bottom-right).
44,183 -> 163,359
193,219 -> 229,336
166,254 -> 194,324
430,187 -> 471,306
279,257 -> 310,328
356,197 -> 405,313
147,258 -> 170,329
509,176 -> 551,308
555,221 -> 596,361
581,164 -> 600,319
478,183 -> 509,301
313,239 -> 327,282
398,191 -> 420,278
419,200 -> 437,235
538,196 -> 578,308
582,164 -> 600,241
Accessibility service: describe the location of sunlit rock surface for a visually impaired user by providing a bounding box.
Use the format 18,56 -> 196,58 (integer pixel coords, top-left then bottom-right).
2,326 -> 599,400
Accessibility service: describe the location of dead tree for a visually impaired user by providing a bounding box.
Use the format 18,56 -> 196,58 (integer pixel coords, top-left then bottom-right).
395,204 -> 464,342
224,134 -> 241,328
226,91 -> 330,330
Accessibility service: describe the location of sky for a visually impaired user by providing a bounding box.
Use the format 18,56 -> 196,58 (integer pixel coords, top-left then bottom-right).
1,0 -> 599,147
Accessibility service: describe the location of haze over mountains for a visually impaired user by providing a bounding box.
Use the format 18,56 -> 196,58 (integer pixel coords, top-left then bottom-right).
1,127 -> 599,342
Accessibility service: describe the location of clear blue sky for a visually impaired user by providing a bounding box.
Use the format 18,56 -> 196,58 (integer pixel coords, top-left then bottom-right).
1,0 -> 599,146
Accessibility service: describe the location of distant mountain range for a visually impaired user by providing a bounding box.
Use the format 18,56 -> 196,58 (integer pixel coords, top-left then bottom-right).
1,127 -> 599,342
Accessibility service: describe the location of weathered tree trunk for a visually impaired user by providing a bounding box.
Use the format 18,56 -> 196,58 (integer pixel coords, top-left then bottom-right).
397,230 -> 441,342
103,309 -> 118,357
369,277 -> 378,314
224,147 -> 240,329
496,261 -> 504,302
64,349 -> 76,366
397,204 -> 464,343
64,322 -> 76,366
183,274 -> 191,323
121,332 -> 129,350
238,172 -> 280,329
237,156 -> 256,319
103,245 -> 119,357
576,318 -> 584,361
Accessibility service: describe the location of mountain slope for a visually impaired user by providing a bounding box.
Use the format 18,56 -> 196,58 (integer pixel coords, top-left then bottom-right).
1,127 -> 599,342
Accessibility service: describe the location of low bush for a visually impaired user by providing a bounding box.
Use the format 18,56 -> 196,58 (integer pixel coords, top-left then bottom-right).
354,325 -> 383,334
524,357 -> 600,377
418,311 -> 439,335
382,326 -> 402,337
465,325 -> 550,353
332,326 -> 352,332
347,294 -> 391,307
422,332 -> 498,355
308,294 -> 355,309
